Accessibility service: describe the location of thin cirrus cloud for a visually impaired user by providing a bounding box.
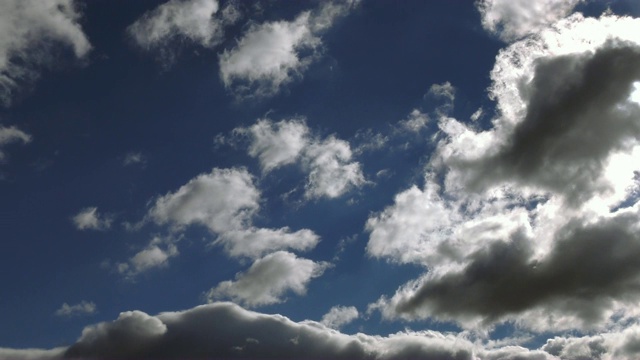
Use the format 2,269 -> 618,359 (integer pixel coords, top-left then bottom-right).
0,0 -> 91,106
0,125 -> 31,162
219,0 -> 359,99
233,118 -> 366,199
206,251 -> 330,308
366,12 -> 640,333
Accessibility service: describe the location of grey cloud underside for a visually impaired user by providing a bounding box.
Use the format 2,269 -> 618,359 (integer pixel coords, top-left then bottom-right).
395,210 -> 640,326
63,302 -> 476,360
460,42 -> 640,204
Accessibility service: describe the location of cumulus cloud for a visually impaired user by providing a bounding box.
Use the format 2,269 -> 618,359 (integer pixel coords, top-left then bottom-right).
234,118 -> 309,173
149,167 -> 259,233
0,125 -> 31,161
71,207 -> 112,231
147,167 -> 321,259
116,236 -> 179,278
206,251 -> 330,307
216,227 -> 319,260
234,118 -> 366,199
219,0 -> 358,99
128,0 -> 240,66
366,14 -> 640,333
54,301 -> 96,317
321,305 -> 359,330
0,0 -> 91,105
477,0 -> 582,41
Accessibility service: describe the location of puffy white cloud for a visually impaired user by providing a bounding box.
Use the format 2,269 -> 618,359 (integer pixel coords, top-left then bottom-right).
206,251 -> 330,307
303,136 -> 366,199
219,0 -> 358,99
116,236 -> 179,278
0,0 -> 90,105
216,227 -> 319,260
71,207 -> 112,231
321,305 -> 359,330
0,347 -> 65,360
235,119 -> 366,199
428,82 -> 456,103
128,0 -> 240,65
149,167 -> 259,233
147,167 -> 321,259
235,118 -> 309,173
54,301 -> 96,317
0,125 -> 31,161
477,0 -> 581,42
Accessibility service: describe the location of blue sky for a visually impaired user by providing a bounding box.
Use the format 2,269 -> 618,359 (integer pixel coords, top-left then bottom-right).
3,0 -> 640,359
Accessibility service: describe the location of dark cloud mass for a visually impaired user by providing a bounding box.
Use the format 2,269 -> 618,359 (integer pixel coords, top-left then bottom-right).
464,41 -> 640,204
395,209 -> 640,326
63,302 -> 474,360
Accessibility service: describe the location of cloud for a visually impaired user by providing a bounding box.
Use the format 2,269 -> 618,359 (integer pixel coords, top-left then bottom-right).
0,347 -> 65,360
477,0 -> 581,41
216,227 -> 319,260
396,109 -> 429,134
149,167 -> 259,233
366,14 -> 640,334
372,204 -> 640,332
0,125 -> 31,161
206,251 -> 330,307
235,118 -> 366,199
235,118 -> 310,173
71,207 -> 112,231
147,167 -> 321,259
453,42 -> 640,206
428,82 -> 456,103
128,0 -> 240,66
0,0 -> 91,105
219,0 -> 358,99
116,236 -> 179,278
60,302 -> 480,359
123,152 -> 147,167
54,301 -> 96,317
321,305 -> 359,330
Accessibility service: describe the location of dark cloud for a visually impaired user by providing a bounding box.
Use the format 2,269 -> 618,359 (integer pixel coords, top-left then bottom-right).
462,41 -> 640,205
394,209 -> 640,327
63,302 -> 474,360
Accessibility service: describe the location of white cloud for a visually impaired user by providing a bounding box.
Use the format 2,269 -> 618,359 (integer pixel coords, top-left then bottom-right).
303,136 -> 366,199
54,301 -> 96,317
71,207 -> 112,231
235,118 -> 366,199
0,125 -> 31,162
206,251 -> 330,307
320,305 -> 358,329
149,167 -> 259,233
0,0 -> 91,105
128,0 -> 240,65
428,82 -> 456,102
219,0 -> 358,99
477,0 -> 582,42
397,109 -> 429,133
216,227 -> 319,260
235,118 -> 309,173
117,236 -> 179,278
123,152 -> 147,167
147,167 -> 322,259
0,347 -> 65,360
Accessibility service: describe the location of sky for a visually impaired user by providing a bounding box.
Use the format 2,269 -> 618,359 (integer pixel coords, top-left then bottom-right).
2,0 -> 640,359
